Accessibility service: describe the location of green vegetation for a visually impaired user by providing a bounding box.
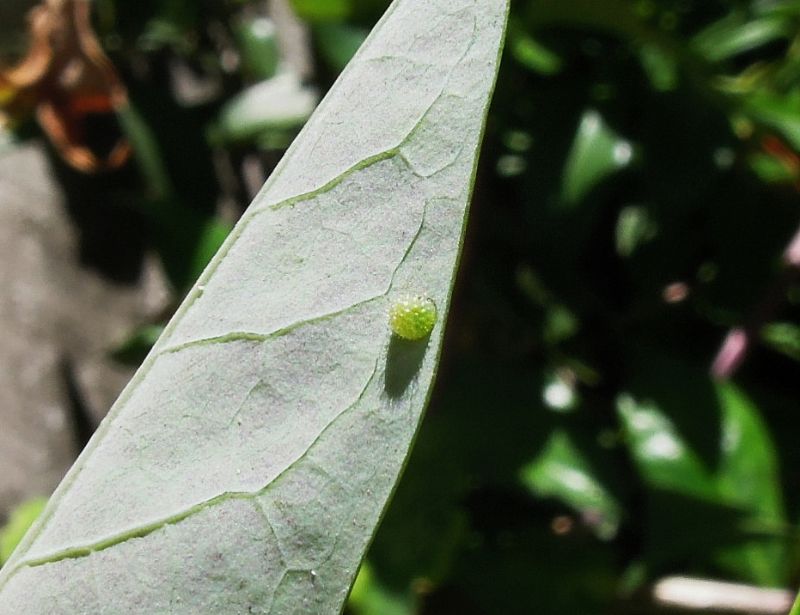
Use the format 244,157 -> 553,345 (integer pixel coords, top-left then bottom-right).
1,0 -> 800,612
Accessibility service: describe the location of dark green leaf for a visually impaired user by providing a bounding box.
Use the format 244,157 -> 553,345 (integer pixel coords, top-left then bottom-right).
315,23 -> 370,73
235,16 -> 280,81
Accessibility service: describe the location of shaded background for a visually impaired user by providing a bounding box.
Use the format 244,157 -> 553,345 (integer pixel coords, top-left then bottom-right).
1,0 -> 800,613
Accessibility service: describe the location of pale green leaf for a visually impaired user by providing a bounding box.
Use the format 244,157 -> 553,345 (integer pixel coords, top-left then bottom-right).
520,430 -> 621,539
617,393 -> 717,499
561,110 -> 634,207
213,73 -> 320,146
348,562 -> 413,615
0,499 -> 47,565
692,13 -> 790,63
618,385 -> 788,585
0,0 -> 509,612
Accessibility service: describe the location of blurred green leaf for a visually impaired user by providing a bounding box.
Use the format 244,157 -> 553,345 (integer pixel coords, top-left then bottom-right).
745,92 -> 800,151
509,28 -> 562,76
118,104 -> 173,201
0,499 -> 47,565
639,44 -> 678,91
111,324 -> 166,366
618,393 -> 717,499
748,151 -> 798,184
315,23 -> 369,72
119,103 -> 230,289
521,430 -> 621,538
716,383 -> 784,520
618,381 -> 788,584
714,383 -> 787,585
137,0 -> 200,53
692,14 -> 790,63
348,563 -> 414,615
544,305 -> 579,345
762,322 -> 800,361
234,16 -> 280,81
616,205 -> 658,258
189,218 -> 233,283
503,130 -> 533,153
561,110 -> 634,206
212,73 -> 319,146
291,0 -> 352,23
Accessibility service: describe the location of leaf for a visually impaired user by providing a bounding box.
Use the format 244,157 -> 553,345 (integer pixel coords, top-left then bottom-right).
692,13 -> 790,63
520,430 -> 621,539
617,393 -> 717,500
615,205 -> 657,258
348,562 -> 414,615
618,383 -> 788,585
211,73 -> 320,147
234,16 -> 281,81
291,0 -> 353,23
0,0 -> 509,612
508,24 -> 561,76
715,383 -> 784,522
714,383 -> 787,586
761,321 -> 800,361
315,23 -> 370,73
638,44 -> 677,92
0,500 -> 47,565
745,92 -> 800,152
561,110 -> 634,207
110,324 -> 166,367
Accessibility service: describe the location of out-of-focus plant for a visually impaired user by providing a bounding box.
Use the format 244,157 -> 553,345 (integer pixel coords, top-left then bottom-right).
0,499 -> 46,565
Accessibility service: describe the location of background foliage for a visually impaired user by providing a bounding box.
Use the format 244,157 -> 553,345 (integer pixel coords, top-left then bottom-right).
2,0 -> 800,613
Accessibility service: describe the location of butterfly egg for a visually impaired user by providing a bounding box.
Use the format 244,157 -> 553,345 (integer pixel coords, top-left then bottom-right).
389,295 -> 437,340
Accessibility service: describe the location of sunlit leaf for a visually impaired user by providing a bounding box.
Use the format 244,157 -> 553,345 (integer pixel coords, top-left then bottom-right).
714,383 -> 787,585
521,430 -> 621,538
745,92 -> 800,151
0,0 -> 509,611
618,383 -> 788,585
212,73 -> 319,147
617,393 -> 716,499
0,500 -> 47,565
348,562 -> 414,615
561,109 -> 634,206
509,25 -> 561,76
291,0 -> 352,23
692,14 -> 790,63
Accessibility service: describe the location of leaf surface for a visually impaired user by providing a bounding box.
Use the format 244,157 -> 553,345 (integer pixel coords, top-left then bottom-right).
0,0 -> 508,612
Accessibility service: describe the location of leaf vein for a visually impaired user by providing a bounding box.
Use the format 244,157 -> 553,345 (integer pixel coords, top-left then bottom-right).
7,359 -> 381,574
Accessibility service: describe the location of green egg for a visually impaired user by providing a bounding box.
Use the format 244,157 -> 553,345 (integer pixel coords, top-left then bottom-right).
389,295 -> 437,340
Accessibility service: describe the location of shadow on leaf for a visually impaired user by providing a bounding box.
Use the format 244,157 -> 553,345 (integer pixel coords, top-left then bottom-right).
384,335 -> 429,398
